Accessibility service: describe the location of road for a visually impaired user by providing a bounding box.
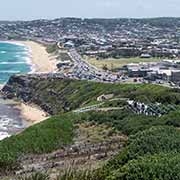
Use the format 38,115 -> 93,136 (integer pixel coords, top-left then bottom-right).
64,49 -> 121,83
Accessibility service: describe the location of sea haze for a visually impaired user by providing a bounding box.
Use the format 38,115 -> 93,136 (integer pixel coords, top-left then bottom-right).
0,42 -> 31,84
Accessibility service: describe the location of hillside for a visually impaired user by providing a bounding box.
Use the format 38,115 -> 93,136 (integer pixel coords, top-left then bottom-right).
1,75 -> 180,179
2,74 -> 180,114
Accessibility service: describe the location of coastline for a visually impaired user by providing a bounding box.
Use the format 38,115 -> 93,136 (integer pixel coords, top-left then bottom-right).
0,88 -> 49,126
16,103 -> 49,126
16,40 -> 58,73
14,41 -> 55,124
0,40 -> 56,125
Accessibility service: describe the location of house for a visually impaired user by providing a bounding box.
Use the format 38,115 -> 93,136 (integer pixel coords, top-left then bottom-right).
140,53 -> 152,58
97,94 -> 114,101
171,70 -> 180,83
56,60 -> 72,69
64,41 -> 75,48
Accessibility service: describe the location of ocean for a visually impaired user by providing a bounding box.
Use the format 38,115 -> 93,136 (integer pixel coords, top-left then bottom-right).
0,42 -> 32,84
0,42 -> 32,140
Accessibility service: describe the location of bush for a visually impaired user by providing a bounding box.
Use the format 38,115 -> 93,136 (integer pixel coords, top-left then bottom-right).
127,126 -> 180,159
17,172 -> 49,180
57,167 -> 105,180
107,152 -> 180,180
46,44 -> 58,54
103,126 -> 180,179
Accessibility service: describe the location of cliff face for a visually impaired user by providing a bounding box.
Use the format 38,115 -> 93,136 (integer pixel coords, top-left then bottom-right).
3,73 -> 177,116
1,74 -> 70,115
2,75 -> 34,100
1,74 -> 108,115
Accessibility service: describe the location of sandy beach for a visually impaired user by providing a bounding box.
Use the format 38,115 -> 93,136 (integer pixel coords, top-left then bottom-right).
16,41 -> 55,124
0,90 -> 47,125
0,40 -> 57,125
17,103 -> 49,125
19,41 -> 58,73
0,40 -> 58,125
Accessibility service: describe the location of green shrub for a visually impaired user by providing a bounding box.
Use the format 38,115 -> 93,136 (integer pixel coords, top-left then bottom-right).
57,167 -> 105,180
6,77 -> 180,115
107,152 -> 180,180
103,126 -> 180,178
46,44 -> 58,54
17,172 -> 49,180
127,126 -> 180,159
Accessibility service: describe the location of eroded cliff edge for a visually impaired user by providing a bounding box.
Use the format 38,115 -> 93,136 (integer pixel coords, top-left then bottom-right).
1,74 -> 73,115
1,74 -> 109,115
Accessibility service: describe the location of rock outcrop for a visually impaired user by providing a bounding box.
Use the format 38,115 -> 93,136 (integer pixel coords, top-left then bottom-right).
1,74 -> 68,115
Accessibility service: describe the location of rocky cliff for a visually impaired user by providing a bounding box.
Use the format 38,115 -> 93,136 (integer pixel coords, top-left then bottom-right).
1,74 -> 71,115
2,73 -> 175,116
1,73 -> 109,115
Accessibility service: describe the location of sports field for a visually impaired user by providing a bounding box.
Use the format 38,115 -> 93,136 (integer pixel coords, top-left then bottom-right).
84,56 -> 162,70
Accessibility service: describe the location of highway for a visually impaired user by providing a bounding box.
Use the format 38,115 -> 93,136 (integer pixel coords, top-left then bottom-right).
64,49 -> 121,83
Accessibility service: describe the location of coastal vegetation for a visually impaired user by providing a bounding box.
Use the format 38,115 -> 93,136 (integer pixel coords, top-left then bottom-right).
3,76 -> 180,114
1,109 -> 180,178
57,52 -> 71,62
101,126 -> 180,180
2,77 -> 180,178
46,44 -> 58,54
17,172 -> 49,180
0,114 -> 74,172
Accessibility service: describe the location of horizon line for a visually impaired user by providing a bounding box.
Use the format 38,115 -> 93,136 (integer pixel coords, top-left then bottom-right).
1,16 -> 180,22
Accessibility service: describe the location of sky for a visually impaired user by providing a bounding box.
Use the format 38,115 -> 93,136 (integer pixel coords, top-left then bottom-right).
0,0 -> 180,20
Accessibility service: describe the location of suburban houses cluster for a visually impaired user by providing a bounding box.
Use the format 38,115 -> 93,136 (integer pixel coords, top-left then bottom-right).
124,60 -> 180,85
1,18 -> 180,86
0,18 -> 180,59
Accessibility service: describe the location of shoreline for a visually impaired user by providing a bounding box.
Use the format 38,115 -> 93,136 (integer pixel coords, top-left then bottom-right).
0,90 -> 50,126
14,40 -> 58,73
0,40 -> 55,125
16,41 -> 55,123
0,40 -> 58,73
16,103 -> 49,126
0,88 -> 50,126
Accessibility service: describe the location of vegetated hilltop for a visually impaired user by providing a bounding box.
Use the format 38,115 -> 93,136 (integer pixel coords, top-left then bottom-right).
1,75 -> 180,179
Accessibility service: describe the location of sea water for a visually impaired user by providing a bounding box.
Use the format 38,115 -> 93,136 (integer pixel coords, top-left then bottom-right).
0,42 -> 31,83
0,42 -> 32,140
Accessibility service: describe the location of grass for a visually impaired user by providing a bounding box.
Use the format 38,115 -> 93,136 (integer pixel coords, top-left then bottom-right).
57,167 -> 104,180
77,122 -> 122,143
17,172 -> 49,180
46,44 -> 58,54
84,56 -> 161,70
0,114 -> 74,171
57,52 -> 72,62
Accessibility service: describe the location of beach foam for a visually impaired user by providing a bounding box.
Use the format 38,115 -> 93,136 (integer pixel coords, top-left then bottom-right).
0,132 -> 10,140
0,70 -> 21,73
0,100 -> 25,140
0,62 -> 26,64
0,51 -> 7,54
0,41 -> 27,48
